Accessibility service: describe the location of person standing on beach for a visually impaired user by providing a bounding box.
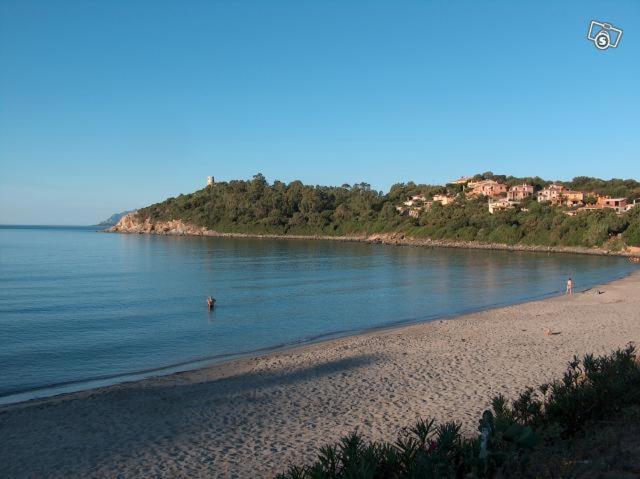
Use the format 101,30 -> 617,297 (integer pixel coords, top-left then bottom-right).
566,278 -> 573,295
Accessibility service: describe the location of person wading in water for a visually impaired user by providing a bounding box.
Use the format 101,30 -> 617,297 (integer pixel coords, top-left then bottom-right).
207,296 -> 216,310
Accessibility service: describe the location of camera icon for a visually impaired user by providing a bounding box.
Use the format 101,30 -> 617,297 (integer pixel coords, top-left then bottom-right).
587,20 -> 623,50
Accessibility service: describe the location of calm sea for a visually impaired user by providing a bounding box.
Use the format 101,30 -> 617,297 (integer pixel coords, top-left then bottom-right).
0,225 -> 635,404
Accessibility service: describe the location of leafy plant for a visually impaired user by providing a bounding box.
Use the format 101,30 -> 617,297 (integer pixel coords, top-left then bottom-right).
276,347 -> 640,478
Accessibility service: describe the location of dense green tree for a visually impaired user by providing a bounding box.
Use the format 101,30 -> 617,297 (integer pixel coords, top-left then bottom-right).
623,207 -> 640,246
135,173 -> 640,248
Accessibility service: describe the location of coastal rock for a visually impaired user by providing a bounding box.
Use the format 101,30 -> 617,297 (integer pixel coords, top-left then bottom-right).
108,213 -> 209,236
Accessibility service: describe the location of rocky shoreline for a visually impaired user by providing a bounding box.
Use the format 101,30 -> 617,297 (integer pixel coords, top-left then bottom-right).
107,212 -> 640,258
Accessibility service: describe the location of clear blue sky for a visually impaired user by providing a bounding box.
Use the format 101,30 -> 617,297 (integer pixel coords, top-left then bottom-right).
0,0 -> 638,225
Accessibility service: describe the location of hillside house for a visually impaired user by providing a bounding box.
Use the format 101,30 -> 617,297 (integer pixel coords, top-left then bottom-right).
397,194 -> 432,218
507,184 -> 534,201
433,194 -> 455,205
403,195 -> 427,207
564,191 -> 585,208
488,198 -> 515,214
598,197 -> 628,214
467,180 -> 507,198
537,184 -> 565,204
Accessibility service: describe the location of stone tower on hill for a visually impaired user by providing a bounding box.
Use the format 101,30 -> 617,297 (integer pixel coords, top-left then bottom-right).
207,176 -> 215,186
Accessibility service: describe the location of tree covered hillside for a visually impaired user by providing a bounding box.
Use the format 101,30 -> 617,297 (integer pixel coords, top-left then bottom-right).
136,173 -> 640,248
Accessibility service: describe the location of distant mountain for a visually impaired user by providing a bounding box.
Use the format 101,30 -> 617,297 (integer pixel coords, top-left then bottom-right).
96,210 -> 136,227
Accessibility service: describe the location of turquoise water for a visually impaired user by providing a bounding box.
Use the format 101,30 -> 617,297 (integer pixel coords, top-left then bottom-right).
0,225 -> 636,404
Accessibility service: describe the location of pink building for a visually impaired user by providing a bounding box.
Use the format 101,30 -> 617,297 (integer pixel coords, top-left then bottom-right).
598,197 -> 628,214
507,184 -> 534,201
467,180 -> 507,198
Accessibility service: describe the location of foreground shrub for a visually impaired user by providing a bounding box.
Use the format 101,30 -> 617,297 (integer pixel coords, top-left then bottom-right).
276,346 -> 640,478
496,345 -> 640,435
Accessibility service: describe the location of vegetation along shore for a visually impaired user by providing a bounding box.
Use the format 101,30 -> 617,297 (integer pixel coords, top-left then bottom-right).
109,173 -> 640,257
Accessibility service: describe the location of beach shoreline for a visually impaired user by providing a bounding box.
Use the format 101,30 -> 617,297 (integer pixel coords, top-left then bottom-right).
1,270 -> 639,478
1,266 -> 633,410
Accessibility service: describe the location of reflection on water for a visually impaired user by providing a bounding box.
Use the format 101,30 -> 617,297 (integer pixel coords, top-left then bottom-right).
0,225 -> 635,403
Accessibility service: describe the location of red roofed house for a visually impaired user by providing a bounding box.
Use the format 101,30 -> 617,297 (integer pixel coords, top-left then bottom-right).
597,197 -> 628,214
507,184 -> 534,202
467,180 -> 507,198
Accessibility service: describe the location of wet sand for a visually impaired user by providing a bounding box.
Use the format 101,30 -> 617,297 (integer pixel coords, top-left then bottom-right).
1,271 -> 639,478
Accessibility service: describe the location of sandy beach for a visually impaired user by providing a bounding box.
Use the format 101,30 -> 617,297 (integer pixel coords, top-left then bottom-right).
1,270 -> 639,478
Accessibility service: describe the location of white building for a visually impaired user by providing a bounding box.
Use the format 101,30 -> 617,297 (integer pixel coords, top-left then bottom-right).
207,176 -> 215,186
403,194 -> 426,207
432,194 -> 455,205
488,198 -> 516,214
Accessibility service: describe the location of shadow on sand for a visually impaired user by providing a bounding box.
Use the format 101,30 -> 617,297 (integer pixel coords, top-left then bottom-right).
0,353 -> 383,477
